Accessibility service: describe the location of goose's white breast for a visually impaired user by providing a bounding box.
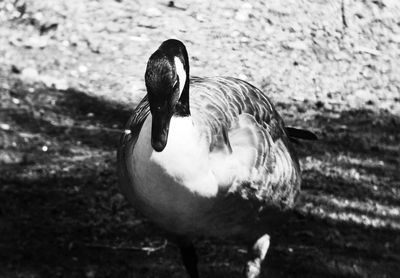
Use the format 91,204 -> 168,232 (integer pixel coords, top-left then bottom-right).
131,115 -> 219,232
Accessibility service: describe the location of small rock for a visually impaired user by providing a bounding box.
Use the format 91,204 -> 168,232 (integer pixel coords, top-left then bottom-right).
24,36 -> 48,48
0,123 -> 10,130
238,73 -> 247,80
347,89 -> 379,109
0,151 -> 23,164
361,66 -> 375,79
349,168 -> 360,180
346,95 -> 362,109
235,12 -> 248,21
195,13 -> 205,22
283,40 -> 308,50
1,83 -> 10,90
69,34 -> 80,46
390,34 -> 400,43
391,103 -> 400,116
231,30 -> 240,37
53,79 -> 68,91
334,51 -> 351,61
240,36 -> 250,43
40,75 -> 69,91
21,67 -> 40,82
33,11 -> 44,21
235,3 -> 252,21
241,3 -> 252,10
144,7 -> 162,17
78,65 -> 88,73
354,89 -> 378,103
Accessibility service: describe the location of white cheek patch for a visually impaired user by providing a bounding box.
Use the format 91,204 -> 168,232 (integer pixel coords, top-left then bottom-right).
174,56 -> 186,98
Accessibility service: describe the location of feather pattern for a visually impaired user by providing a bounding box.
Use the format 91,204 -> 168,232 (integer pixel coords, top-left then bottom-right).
189,77 -> 301,210
120,76 -> 301,220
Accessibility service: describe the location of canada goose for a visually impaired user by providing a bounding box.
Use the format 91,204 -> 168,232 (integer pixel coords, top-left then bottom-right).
117,39 -> 316,278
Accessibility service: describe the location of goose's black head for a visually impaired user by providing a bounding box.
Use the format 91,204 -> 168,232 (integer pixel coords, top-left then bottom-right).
145,39 -> 190,152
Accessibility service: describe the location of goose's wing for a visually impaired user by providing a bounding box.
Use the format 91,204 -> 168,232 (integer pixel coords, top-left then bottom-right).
190,77 -> 301,209
117,95 -> 150,199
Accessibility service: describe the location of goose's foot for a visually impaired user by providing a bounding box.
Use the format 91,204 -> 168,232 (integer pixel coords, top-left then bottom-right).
244,234 -> 270,278
175,236 -> 199,278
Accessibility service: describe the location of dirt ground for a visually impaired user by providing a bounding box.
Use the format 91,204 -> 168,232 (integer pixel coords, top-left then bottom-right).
0,0 -> 399,277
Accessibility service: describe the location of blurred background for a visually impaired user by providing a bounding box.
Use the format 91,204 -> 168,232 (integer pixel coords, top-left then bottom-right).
0,0 -> 399,277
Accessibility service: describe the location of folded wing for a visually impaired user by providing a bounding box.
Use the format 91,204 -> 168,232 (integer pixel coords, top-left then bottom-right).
190,77 -> 304,210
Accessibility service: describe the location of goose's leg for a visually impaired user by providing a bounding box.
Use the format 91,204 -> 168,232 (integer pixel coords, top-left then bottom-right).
175,237 -> 199,278
245,234 -> 270,278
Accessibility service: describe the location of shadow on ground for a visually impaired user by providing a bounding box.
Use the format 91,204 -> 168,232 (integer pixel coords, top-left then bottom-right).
0,76 -> 399,278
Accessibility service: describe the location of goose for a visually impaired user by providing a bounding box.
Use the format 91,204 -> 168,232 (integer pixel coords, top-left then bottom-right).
117,39 -> 316,278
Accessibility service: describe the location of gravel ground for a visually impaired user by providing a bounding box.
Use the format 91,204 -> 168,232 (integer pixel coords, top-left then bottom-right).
0,0 -> 399,277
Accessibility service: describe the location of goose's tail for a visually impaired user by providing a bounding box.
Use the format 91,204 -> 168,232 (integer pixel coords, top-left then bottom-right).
286,127 -> 318,144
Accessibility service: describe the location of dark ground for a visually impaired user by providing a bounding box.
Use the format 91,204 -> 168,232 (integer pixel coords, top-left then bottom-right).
1,1 -> 400,277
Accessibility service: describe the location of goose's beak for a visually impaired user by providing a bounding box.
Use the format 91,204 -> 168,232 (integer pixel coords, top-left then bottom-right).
151,112 -> 171,152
